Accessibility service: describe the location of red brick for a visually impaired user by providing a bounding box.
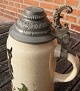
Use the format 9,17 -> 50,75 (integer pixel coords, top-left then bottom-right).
71,24 -> 80,32
14,0 -> 23,3
14,0 -> 18,2
45,10 -> 53,16
24,0 -> 39,6
9,1 -> 14,6
54,0 -> 64,4
72,9 -> 80,16
5,10 -> 10,14
66,15 -> 76,23
4,0 -> 8,4
16,13 -> 21,18
0,4 -> 6,8
40,2 -> 59,10
18,9 -> 23,14
66,0 -> 78,6
60,21 -> 65,26
19,0 -> 23,3
0,0 -> 3,3
0,4 -> 2,7
0,8 -> 4,12
13,17 -> 18,21
6,6 -> 17,12
4,14 -> 13,20
78,19 -> 80,24
15,3 -> 20,8
44,0 -> 53,2
21,4 -> 27,9
10,11 -> 16,16
60,20 -> 70,28
0,12 -> 3,16
60,13 -> 64,19
49,17 -> 53,22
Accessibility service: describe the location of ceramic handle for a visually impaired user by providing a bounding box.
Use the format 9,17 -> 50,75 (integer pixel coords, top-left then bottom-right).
50,45 -> 80,82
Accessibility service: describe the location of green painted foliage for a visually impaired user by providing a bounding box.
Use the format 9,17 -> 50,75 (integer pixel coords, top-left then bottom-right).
17,83 -> 28,91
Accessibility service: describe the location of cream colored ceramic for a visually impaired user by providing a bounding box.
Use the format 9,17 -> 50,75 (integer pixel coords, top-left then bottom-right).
7,35 -> 79,91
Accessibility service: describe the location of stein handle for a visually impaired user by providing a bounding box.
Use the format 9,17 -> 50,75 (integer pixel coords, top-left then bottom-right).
49,44 -> 80,82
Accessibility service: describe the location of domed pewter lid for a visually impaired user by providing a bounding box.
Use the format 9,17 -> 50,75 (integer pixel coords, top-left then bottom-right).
9,6 -> 55,44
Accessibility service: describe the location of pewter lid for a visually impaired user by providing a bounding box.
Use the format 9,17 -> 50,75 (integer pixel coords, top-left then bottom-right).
9,6 -> 55,44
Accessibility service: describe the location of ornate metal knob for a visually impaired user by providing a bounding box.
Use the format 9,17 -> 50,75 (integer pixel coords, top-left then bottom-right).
22,6 -> 46,20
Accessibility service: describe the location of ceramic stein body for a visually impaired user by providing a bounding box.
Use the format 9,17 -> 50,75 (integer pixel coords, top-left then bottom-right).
7,35 -> 79,91
7,35 -> 57,91
7,6 -> 79,91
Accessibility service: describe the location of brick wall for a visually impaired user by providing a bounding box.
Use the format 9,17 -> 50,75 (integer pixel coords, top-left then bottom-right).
0,0 -> 80,32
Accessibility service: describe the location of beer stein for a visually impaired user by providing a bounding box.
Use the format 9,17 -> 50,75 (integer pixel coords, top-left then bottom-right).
7,6 -> 79,91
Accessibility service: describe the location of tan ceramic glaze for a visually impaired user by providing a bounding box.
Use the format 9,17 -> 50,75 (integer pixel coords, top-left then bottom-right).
7,35 -> 57,91
7,35 -> 79,91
